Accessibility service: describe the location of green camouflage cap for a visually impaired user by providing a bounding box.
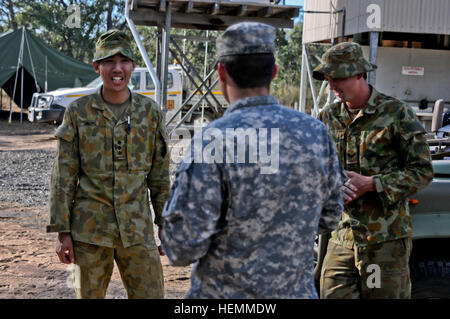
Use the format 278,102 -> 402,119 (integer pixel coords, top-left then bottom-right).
93,29 -> 135,62
313,42 -> 377,81
216,22 -> 275,58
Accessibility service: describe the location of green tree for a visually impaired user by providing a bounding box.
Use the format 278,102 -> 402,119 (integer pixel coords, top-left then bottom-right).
273,22 -> 303,107
0,0 -> 126,63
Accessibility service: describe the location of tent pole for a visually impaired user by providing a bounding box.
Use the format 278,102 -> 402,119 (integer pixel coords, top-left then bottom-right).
20,63 -> 24,123
9,27 -> 25,124
45,56 -> 48,92
24,29 -> 40,92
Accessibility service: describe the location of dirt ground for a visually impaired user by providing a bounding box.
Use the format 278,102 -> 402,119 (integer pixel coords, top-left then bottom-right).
0,117 -> 192,299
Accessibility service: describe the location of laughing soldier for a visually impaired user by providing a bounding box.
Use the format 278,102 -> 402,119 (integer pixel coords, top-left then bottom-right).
47,30 -> 169,299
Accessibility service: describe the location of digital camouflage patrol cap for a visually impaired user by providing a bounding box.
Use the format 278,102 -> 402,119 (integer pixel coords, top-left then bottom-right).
312,42 -> 377,81
93,29 -> 135,62
216,22 -> 275,58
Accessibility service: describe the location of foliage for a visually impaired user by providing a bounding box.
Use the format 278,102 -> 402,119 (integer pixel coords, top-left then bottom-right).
0,0 -> 125,62
273,22 -> 303,108
0,1 -> 305,108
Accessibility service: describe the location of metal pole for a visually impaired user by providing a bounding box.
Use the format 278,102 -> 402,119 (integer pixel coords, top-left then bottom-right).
304,46 -> 320,118
20,63 -> 24,123
182,29 -> 186,66
201,30 -> 209,125
306,45 -> 319,117
341,7 -> 346,42
369,31 -> 379,86
124,0 -> 161,105
170,42 -> 223,113
45,56 -> 48,92
9,27 -> 24,124
299,46 -> 307,113
161,1 -> 172,121
24,30 -> 40,92
169,79 -> 220,137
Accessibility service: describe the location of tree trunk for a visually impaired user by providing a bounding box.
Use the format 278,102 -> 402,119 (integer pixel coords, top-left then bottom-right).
7,0 -> 17,30
107,1 -> 113,30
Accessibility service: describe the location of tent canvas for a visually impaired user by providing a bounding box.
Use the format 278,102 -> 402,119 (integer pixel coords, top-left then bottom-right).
0,27 -> 97,120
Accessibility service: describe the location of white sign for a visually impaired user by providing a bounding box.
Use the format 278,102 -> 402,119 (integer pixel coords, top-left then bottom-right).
402,66 -> 424,76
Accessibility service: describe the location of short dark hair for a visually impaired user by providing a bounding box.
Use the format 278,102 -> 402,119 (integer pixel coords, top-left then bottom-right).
219,53 -> 275,89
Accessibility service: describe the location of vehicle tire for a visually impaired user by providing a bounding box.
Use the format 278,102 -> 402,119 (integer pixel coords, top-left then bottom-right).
410,259 -> 450,298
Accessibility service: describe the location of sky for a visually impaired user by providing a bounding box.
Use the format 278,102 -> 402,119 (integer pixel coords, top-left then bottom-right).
285,0 -> 304,6
284,0 -> 304,23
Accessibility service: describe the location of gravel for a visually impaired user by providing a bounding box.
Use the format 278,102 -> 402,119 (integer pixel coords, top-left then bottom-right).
0,145 -> 185,208
0,149 -> 56,207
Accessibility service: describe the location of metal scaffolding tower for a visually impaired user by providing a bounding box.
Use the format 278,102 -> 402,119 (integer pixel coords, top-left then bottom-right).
125,0 -> 300,135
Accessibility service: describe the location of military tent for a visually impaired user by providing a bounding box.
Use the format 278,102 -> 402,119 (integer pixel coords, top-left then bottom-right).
0,27 -> 97,120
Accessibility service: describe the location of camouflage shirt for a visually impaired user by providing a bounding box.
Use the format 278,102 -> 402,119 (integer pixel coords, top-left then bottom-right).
318,86 -> 433,248
161,95 -> 344,298
47,86 -> 170,248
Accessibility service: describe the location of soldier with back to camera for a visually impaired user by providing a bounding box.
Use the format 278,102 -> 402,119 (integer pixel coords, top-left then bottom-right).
161,22 -> 345,299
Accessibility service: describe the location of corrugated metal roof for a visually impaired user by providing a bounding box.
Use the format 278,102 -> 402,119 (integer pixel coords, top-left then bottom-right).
303,0 -> 450,43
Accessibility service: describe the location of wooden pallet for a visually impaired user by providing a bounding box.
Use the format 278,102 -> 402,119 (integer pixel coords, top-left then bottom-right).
129,0 -> 301,30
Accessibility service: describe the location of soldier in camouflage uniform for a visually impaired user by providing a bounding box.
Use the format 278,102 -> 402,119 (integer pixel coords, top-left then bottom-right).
314,42 -> 433,298
161,22 -> 344,298
47,30 -> 169,299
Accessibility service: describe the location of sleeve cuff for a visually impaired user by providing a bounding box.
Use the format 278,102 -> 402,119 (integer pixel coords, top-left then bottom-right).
373,175 -> 384,193
46,224 -> 70,233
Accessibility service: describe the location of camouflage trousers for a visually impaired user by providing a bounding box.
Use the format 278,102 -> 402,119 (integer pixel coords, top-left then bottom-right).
72,239 -> 164,299
320,238 -> 412,299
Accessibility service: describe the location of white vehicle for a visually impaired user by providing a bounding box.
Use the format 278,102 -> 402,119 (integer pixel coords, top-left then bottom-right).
27,65 -> 228,126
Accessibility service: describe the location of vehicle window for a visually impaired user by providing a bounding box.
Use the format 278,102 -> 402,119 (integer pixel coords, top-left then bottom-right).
128,72 -> 141,90
146,72 -> 173,90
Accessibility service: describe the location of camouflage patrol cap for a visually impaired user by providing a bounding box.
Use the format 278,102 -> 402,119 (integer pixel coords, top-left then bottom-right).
216,22 -> 275,58
93,29 -> 135,62
313,42 -> 377,81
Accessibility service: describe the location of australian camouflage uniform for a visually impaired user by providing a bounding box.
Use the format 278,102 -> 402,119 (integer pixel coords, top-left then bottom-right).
47,86 -> 169,298
315,42 -> 434,298
47,29 -> 169,299
47,86 -> 170,247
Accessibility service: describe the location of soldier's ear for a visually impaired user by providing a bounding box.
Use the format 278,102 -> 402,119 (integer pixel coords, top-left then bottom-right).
357,73 -> 367,80
92,62 -> 100,74
271,64 -> 278,81
218,63 -> 227,82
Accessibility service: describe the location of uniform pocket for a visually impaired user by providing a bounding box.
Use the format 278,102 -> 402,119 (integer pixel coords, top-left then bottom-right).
78,121 -> 108,171
127,119 -> 157,172
359,128 -> 392,175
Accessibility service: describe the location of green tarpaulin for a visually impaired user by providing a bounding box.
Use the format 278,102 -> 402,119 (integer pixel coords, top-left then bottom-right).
0,27 -> 97,110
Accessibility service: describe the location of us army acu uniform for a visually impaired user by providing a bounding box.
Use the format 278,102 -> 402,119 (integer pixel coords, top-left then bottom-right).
315,42 -> 433,299
47,30 -> 169,298
161,22 -> 344,299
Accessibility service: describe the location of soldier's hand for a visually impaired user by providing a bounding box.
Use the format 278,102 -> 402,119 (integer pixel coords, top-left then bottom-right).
345,170 -> 375,200
56,232 -> 74,264
158,228 -> 166,256
342,180 -> 357,204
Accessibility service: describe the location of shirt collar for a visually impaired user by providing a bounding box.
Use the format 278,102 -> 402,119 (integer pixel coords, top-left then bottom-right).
363,85 -> 379,115
225,95 -> 279,115
91,86 -> 135,123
